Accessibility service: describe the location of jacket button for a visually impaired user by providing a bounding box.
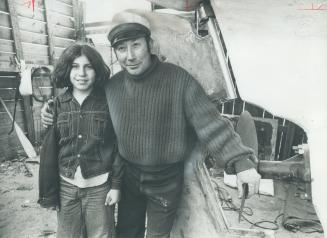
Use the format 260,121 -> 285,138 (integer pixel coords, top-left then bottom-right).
78,134 -> 82,139
77,154 -> 81,158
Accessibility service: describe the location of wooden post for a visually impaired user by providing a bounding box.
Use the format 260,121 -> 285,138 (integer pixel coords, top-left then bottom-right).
43,0 -> 57,96
73,0 -> 86,41
44,0 -> 55,65
282,121 -> 296,160
6,0 -> 35,144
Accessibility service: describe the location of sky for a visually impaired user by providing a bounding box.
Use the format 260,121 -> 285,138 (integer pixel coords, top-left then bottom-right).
83,0 -> 151,23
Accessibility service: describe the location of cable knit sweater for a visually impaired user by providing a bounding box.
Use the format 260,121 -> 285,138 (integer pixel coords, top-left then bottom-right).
105,55 -> 255,174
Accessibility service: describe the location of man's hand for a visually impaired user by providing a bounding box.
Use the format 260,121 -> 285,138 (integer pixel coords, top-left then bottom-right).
41,101 -> 54,127
105,189 -> 121,206
236,168 -> 261,198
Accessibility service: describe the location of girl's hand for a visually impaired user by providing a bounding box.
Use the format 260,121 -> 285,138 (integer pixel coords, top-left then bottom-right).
105,189 -> 121,206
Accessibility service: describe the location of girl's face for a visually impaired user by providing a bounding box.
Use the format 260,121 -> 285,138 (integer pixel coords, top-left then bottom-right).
70,54 -> 96,94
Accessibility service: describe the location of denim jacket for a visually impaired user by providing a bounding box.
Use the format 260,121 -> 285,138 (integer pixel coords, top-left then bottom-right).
55,89 -> 123,189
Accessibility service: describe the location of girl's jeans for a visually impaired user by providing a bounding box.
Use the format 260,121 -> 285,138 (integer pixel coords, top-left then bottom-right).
57,179 -> 114,238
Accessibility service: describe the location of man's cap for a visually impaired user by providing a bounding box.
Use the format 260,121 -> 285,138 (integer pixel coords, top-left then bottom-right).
107,12 -> 151,48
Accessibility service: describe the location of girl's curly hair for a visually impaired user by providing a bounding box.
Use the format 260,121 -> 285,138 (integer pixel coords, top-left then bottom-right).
52,43 -> 110,89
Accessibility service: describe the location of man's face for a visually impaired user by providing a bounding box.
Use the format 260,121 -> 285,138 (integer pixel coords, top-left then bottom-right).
114,37 -> 152,76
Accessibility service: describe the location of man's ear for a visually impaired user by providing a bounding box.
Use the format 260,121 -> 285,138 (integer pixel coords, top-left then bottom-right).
149,37 -> 160,55
148,38 -> 154,53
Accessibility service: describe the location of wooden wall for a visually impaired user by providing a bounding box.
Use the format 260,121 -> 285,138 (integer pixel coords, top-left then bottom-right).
0,0 -> 83,71
0,0 -> 84,161
218,99 -> 307,161
0,72 -> 26,160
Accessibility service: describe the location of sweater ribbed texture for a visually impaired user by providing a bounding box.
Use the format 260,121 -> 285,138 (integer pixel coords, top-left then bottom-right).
105,56 -> 255,173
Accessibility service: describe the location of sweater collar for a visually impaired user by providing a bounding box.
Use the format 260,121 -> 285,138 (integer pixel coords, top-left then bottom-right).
124,55 -> 159,81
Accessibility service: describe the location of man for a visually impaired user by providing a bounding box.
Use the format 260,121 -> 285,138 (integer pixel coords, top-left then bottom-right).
42,14 -> 261,238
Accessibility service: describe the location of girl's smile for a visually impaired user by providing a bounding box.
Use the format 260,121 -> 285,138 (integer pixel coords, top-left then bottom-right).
70,55 -> 96,94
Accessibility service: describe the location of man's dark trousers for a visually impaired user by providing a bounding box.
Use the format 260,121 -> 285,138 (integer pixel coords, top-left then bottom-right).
116,160 -> 184,238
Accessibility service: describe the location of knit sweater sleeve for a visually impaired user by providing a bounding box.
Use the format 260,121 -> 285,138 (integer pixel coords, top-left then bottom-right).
110,150 -> 124,190
184,78 -> 256,174
101,118 -> 124,190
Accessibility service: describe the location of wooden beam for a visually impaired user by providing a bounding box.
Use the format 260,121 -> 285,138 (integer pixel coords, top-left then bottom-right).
44,0 -> 56,65
72,0 -> 85,41
6,0 -> 35,145
44,0 -> 58,97
281,121 -> 296,160
6,0 -> 22,60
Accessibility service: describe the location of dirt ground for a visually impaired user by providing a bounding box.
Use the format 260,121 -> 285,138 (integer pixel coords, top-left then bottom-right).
0,158 -> 57,238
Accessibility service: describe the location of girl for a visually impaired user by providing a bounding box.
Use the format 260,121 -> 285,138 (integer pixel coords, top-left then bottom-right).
50,43 -> 122,238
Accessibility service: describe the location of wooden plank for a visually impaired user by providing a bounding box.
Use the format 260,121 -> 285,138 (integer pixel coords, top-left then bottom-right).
0,90 -> 17,100
0,12 -> 11,28
20,31 -> 48,45
52,12 -> 75,28
12,0 -> 45,9
0,76 -> 18,88
16,31 -> 72,47
21,95 -> 35,143
0,27 -> 13,40
84,21 -> 112,28
15,4 -> 46,22
0,101 -> 24,113
54,37 -> 74,48
0,39 -> 15,53
57,0 -> 73,5
7,0 -> 35,143
24,54 -> 50,65
72,0 -> 84,40
0,62 -> 17,72
22,43 -> 49,57
0,0 -> 8,12
34,0 -> 45,9
0,52 -> 16,65
6,0 -> 23,60
44,0 -> 55,65
0,119 -> 25,130
0,71 -> 16,76
281,121 -> 296,160
54,46 -> 65,57
0,117 -> 25,130
53,0 -> 73,16
0,74 -> 16,78
18,16 -> 47,35
53,25 -> 75,39
77,0 -> 85,41
0,115 -> 26,138
72,0 -> 79,33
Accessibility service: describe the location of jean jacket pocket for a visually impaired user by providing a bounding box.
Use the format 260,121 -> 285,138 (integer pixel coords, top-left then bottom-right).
90,113 -> 109,140
57,113 -> 71,141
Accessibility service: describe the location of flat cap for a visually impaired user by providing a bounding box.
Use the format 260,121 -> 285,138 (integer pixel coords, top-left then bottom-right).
107,11 -> 151,47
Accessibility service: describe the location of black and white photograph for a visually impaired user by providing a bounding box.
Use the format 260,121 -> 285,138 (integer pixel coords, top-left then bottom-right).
0,0 -> 326,237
